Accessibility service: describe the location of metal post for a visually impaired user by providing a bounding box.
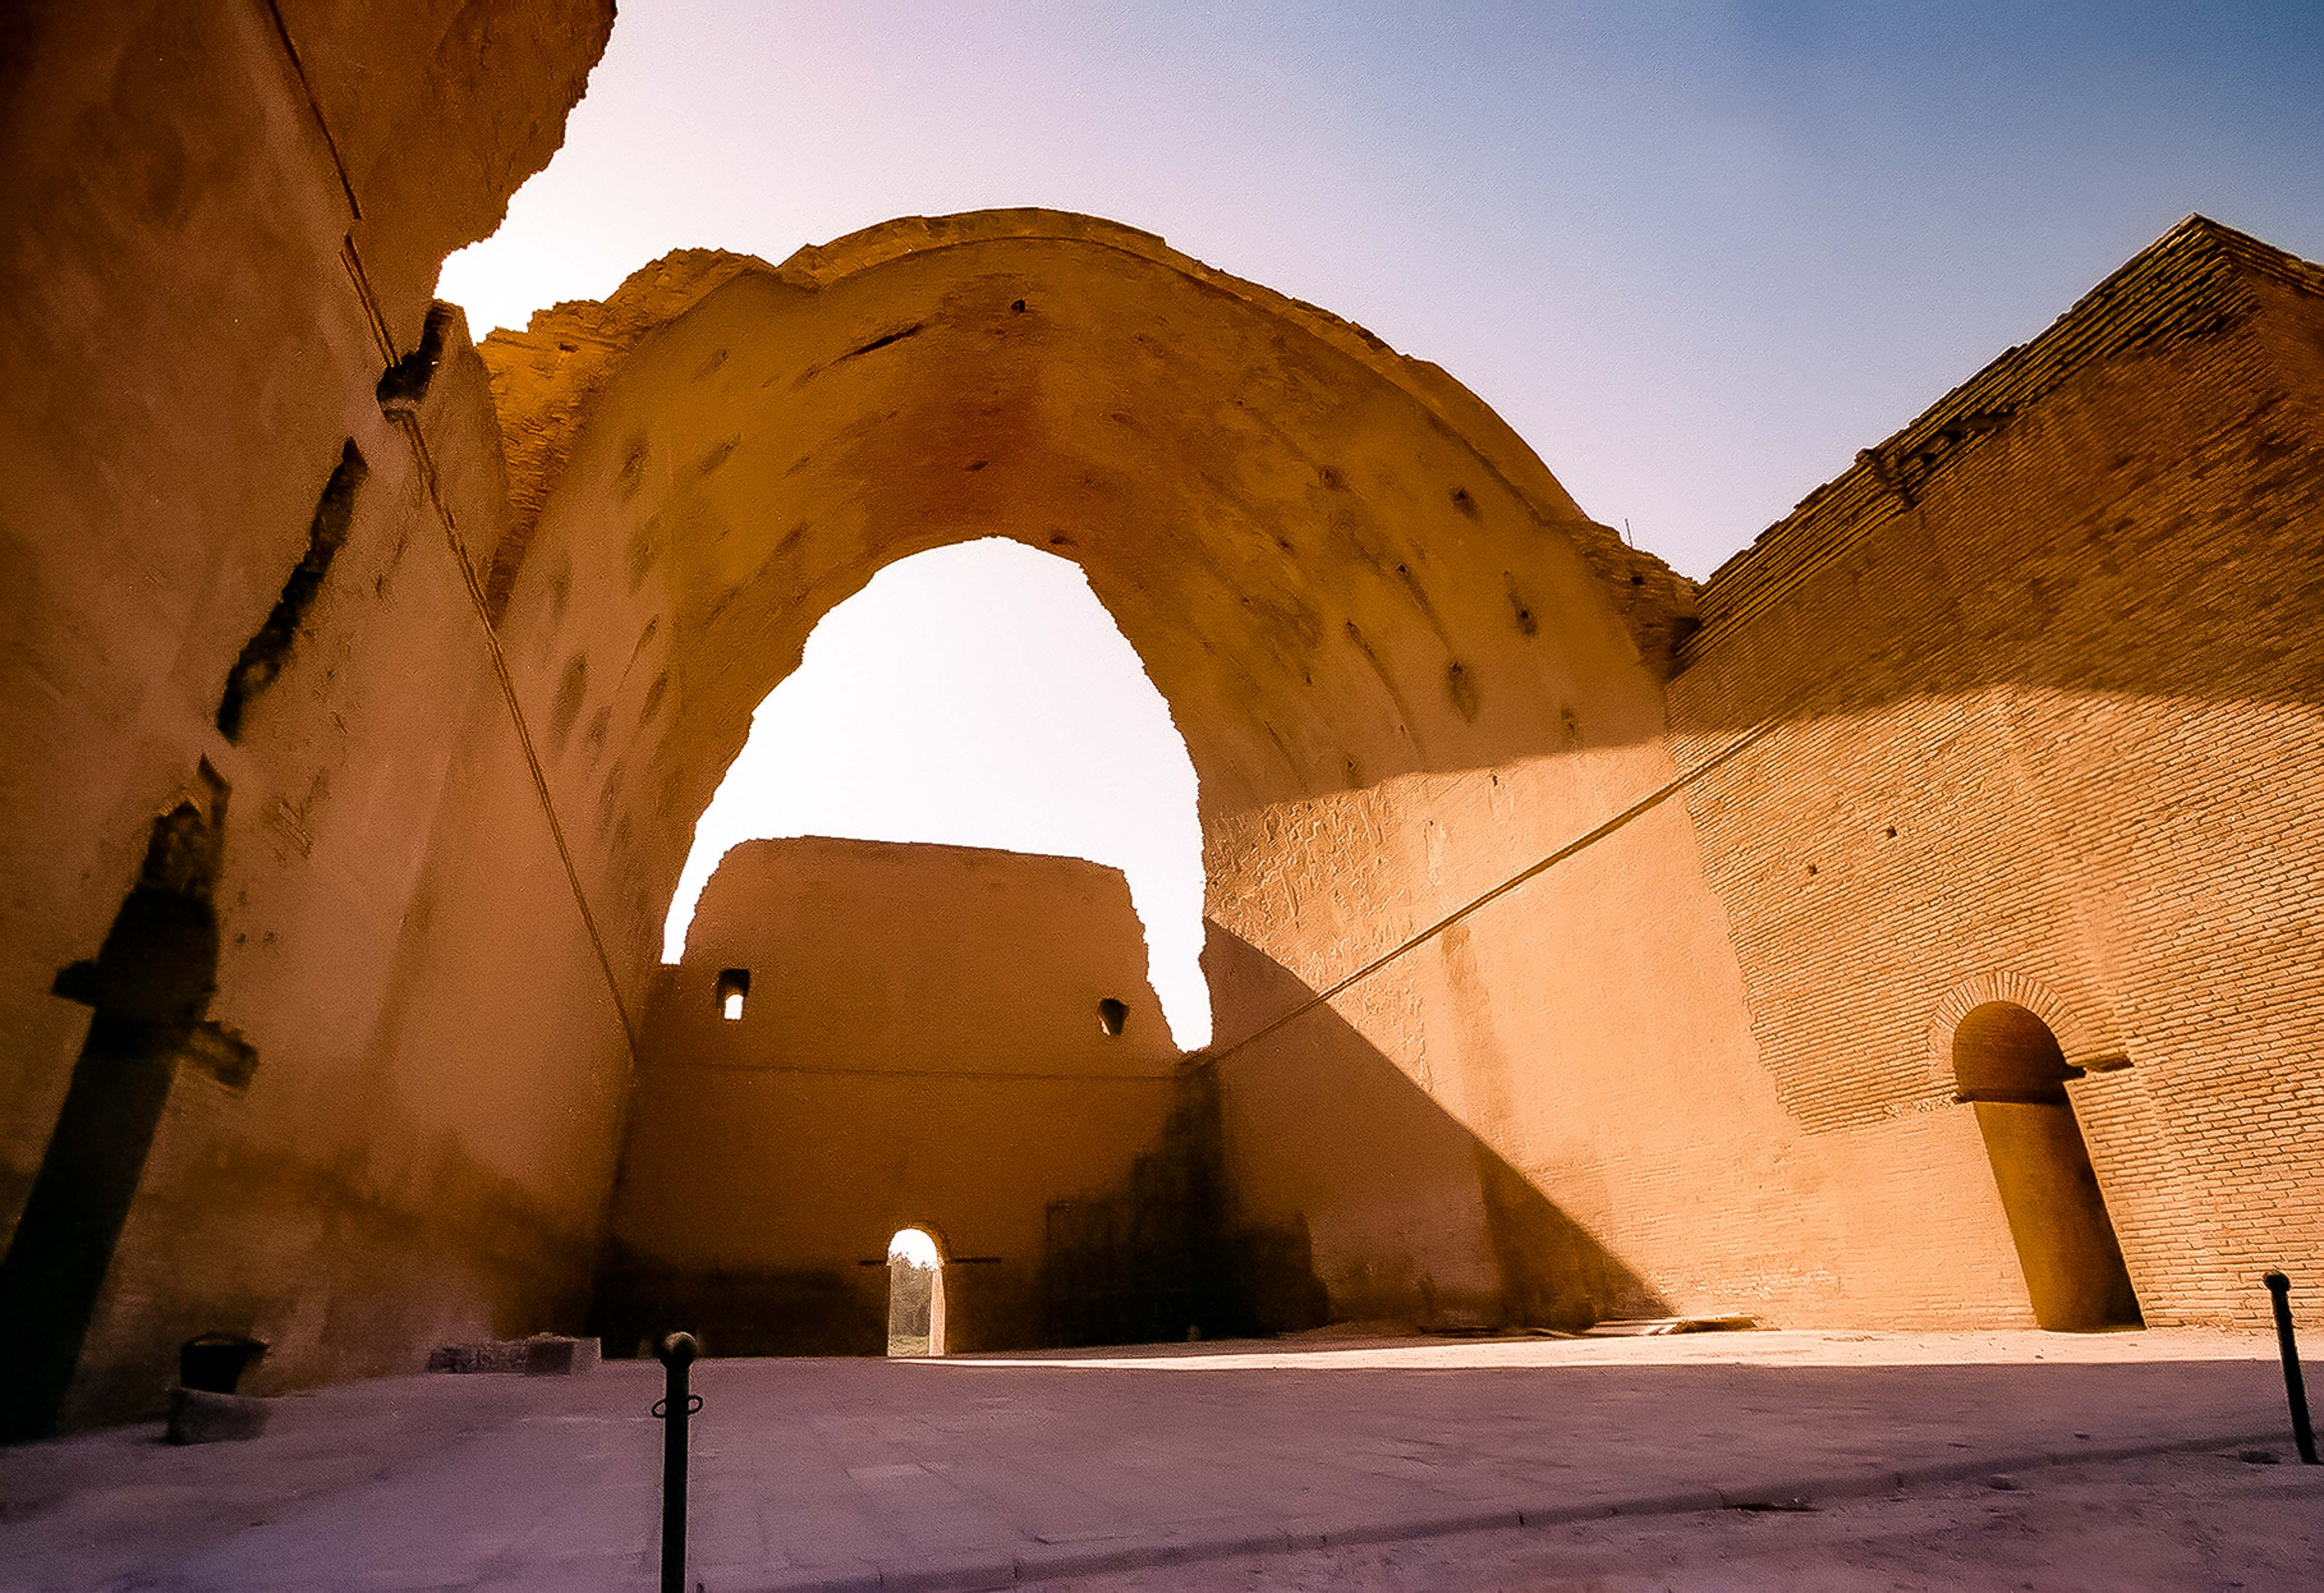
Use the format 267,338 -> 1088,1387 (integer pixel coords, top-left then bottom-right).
2263,1272 -> 2318,1465
653,1331 -> 702,1591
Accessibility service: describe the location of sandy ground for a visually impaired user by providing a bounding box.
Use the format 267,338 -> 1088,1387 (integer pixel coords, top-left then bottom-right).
0,1329 -> 2312,1591
1026,1445 -> 2324,1592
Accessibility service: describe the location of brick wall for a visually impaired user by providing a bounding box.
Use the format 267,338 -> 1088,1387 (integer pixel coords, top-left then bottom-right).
1669,221 -> 2324,1327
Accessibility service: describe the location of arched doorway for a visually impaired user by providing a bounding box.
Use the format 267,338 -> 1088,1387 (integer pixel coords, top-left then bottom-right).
1952,1002 -> 2141,1331
887,1228 -> 946,1356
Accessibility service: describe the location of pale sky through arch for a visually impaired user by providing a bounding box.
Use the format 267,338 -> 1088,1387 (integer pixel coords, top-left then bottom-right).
888,1228 -> 942,1270
663,539 -> 1212,1050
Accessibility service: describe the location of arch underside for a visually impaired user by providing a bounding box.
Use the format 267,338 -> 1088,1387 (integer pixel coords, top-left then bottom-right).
474,213 -> 1810,1341
484,213 -> 1688,997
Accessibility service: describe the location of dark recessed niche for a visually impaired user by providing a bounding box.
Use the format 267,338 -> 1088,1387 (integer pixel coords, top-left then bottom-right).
1097,997 -> 1128,1038
716,967 -> 751,1021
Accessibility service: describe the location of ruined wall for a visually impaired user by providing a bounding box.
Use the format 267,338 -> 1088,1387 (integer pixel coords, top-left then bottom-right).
1668,220 -> 2324,1328
0,0 -> 619,1429
13,0 -> 2319,1435
603,838 -> 1183,1355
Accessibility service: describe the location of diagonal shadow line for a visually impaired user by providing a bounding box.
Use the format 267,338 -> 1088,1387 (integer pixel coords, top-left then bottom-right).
1202,716 -> 1781,1070
1200,924 -> 1669,1334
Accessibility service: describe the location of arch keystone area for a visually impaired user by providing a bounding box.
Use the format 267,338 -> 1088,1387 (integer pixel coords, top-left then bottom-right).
478,208 -> 1695,663
472,206 -> 1727,1020
1926,970 -> 2123,1085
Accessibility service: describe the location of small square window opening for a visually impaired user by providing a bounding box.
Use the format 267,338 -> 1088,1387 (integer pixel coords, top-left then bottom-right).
716,967 -> 751,1021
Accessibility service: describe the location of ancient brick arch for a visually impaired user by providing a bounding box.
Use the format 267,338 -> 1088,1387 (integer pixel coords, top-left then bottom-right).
467,212 -> 1773,1345
16,0 -> 2324,1436
477,209 -> 1697,1003
1926,970 -> 2123,1085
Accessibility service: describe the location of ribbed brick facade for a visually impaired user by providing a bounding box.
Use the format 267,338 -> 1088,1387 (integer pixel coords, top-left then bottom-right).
1668,219 -> 2324,1327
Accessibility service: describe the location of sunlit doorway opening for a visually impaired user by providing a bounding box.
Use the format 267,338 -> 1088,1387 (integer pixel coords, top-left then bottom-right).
887,1228 -> 946,1357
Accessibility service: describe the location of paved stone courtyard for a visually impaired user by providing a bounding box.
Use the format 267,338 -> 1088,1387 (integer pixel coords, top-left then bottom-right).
1033,1444 -> 2324,1591
0,1330 -> 2313,1591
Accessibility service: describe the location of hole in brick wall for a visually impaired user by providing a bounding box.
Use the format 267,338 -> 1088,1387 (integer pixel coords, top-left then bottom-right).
217,441 -> 368,742
715,967 -> 750,1020
1444,660 -> 1481,721
1097,997 -> 1128,1037
887,1228 -> 946,1356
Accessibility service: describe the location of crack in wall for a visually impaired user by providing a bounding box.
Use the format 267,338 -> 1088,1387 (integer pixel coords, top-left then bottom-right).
216,440 -> 367,742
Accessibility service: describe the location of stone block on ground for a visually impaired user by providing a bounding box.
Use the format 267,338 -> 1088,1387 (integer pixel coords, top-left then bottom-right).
427,1333 -> 600,1375
524,1335 -> 601,1376
166,1386 -> 271,1444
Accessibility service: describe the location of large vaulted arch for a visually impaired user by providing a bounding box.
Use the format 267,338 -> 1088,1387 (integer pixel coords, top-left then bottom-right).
456,210 -> 1778,1335
17,0 -> 2324,1442
481,210 -> 1692,979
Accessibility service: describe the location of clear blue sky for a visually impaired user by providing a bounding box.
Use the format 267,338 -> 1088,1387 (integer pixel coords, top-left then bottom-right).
454,3 -> 2324,1051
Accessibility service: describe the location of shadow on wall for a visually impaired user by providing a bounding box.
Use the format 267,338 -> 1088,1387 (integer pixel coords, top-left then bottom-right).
589,930 -> 1666,1357
592,1062 -> 1255,1360
0,770 -> 231,1441
592,1253 -> 869,1359
1669,222 -> 2324,738
1206,924 -> 1667,1335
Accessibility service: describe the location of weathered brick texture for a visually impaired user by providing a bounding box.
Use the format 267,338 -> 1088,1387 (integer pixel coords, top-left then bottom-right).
1669,219 -> 2324,1328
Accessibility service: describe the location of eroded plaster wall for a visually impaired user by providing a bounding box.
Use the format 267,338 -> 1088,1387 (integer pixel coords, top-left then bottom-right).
604,837 -> 1184,1354
0,0 -> 618,1429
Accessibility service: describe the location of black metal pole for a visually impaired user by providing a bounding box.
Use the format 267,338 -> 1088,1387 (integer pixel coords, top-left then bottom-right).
2263,1272 -> 2318,1465
654,1331 -> 701,1591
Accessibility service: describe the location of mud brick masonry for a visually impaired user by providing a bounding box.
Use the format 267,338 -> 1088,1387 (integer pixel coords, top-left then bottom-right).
1,0 -> 2318,1437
